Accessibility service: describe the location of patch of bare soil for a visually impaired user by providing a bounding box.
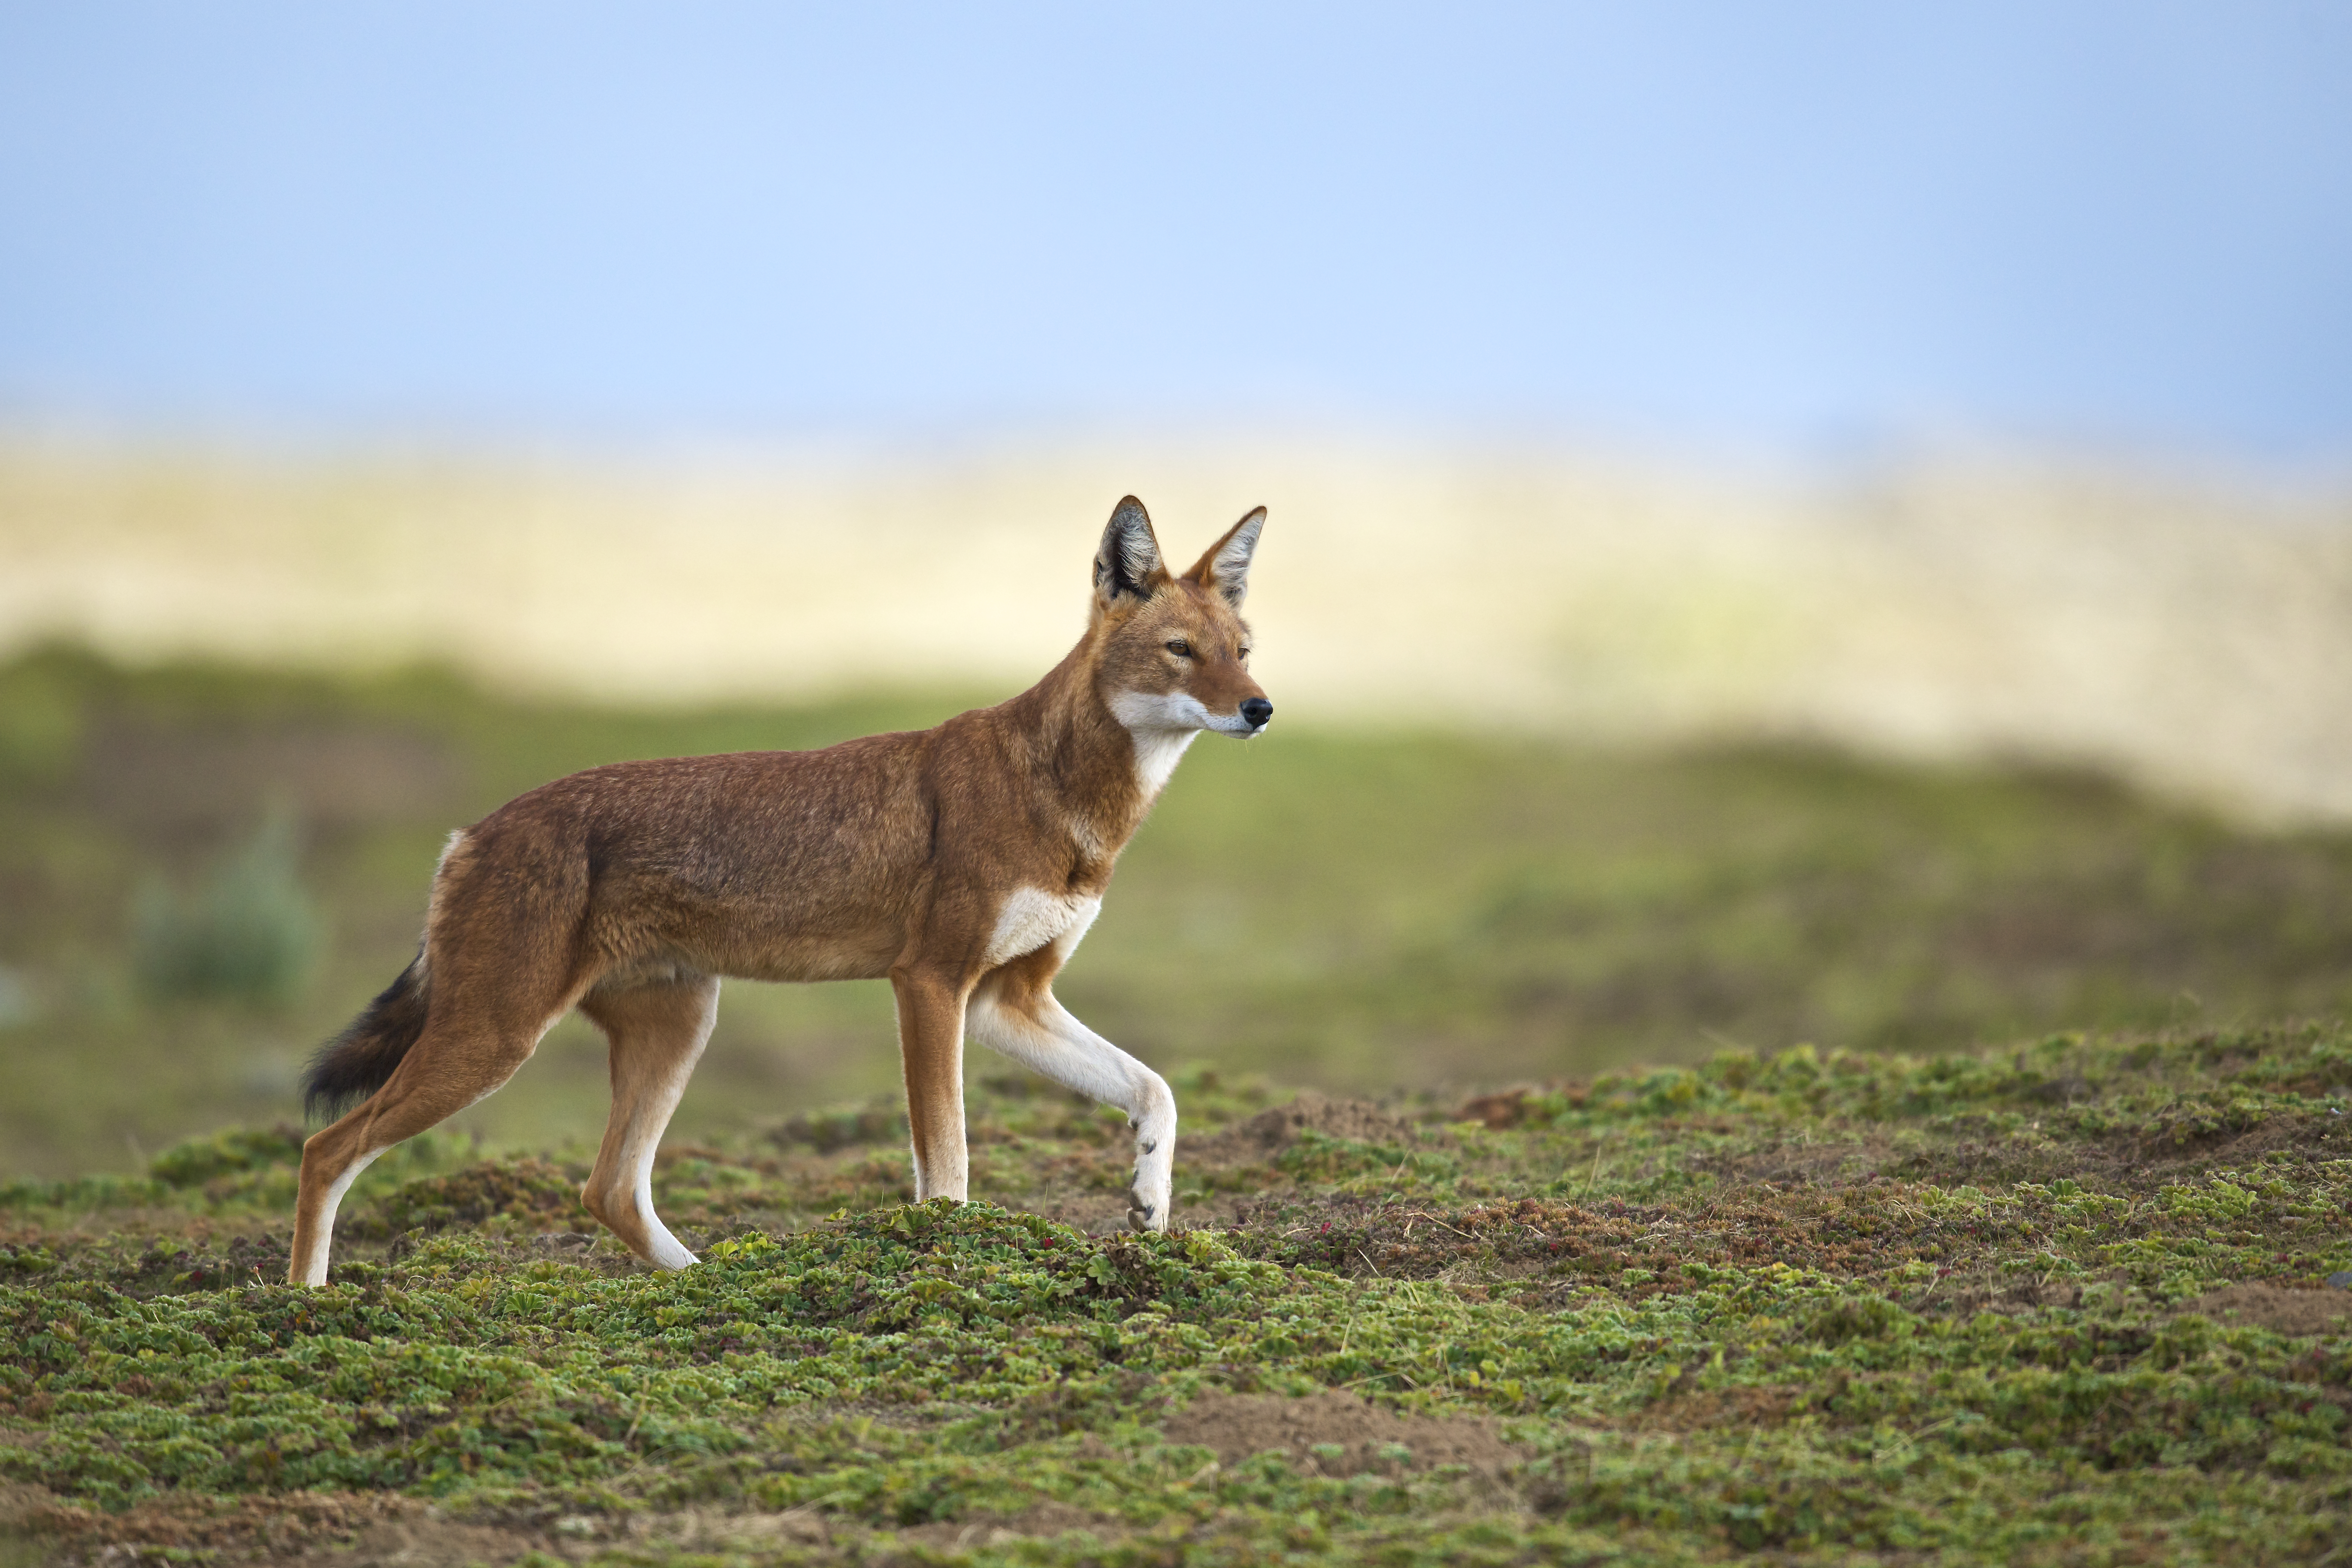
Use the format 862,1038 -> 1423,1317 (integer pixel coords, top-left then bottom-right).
0,1486 -> 481,1567
1895,1130 -> 2095,1191
1228,1192 -> 1661,1285
2209,1113 -> 2352,1164
558,1506 -> 832,1556
883,1501 -> 1119,1553
2178,1284 -> 2352,1337
992,1187 -> 1172,1237
1694,1136 -> 1904,1188
1184,1093 -> 1426,1171
1162,1391 -> 1522,1480
284,1514 -> 539,1568
1454,1087 -> 1551,1130
2021,1111 -> 2352,1194
1630,1384 -> 1798,1433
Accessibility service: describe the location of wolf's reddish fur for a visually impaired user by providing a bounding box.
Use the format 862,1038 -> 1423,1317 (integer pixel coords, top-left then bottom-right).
289,498 -> 1269,1284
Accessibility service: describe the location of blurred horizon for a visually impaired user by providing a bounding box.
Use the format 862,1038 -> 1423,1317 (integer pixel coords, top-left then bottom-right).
5,434 -> 2350,827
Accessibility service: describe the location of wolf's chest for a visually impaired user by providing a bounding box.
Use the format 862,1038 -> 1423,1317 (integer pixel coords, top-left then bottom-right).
981,887 -> 1103,967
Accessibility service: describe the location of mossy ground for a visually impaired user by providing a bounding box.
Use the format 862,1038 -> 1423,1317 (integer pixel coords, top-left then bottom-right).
4,1029 -> 2351,1565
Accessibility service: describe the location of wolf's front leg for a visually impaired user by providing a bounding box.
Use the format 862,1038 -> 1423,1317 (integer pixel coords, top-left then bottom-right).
890,966 -> 972,1203
1124,1081 -> 1178,1232
966,987 -> 1176,1230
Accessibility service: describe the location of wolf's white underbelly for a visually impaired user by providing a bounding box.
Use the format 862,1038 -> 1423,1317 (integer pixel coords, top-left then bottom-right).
982,887 -> 1103,967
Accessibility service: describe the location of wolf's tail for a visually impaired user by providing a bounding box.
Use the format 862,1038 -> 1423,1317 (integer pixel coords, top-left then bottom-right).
302,953 -> 431,1120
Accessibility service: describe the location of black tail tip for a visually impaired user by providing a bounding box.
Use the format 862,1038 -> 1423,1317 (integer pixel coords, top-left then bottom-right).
300,1052 -> 375,1123
301,953 -> 430,1123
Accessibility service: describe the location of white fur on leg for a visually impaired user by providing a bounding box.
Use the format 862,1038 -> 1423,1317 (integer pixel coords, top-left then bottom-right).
907,1067 -> 970,1203
910,1142 -> 970,1203
601,1051 -> 703,1270
893,977 -> 971,1205
626,1043 -> 704,1269
631,1164 -> 699,1271
293,1147 -> 383,1287
586,980 -> 717,1270
966,991 -> 1176,1230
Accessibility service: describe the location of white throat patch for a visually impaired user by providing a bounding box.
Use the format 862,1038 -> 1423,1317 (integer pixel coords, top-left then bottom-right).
1130,728 -> 1199,795
1108,690 -> 1216,796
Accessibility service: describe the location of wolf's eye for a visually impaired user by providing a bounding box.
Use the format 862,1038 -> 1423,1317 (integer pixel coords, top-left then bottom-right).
1165,640 -> 1192,658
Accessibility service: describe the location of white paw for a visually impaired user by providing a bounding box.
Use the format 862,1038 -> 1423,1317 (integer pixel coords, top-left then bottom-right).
1125,1184 -> 1167,1232
645,1223 -> 700,1271
1126,1081 -> 1176,1233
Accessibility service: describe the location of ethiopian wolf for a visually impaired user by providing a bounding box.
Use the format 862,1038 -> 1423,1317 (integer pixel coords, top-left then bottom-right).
288,498 -> 1270,1285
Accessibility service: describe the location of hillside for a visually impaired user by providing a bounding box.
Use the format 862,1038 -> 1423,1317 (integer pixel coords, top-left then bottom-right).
6,649 -> 2352,1175
3,1032 -> 2349,1564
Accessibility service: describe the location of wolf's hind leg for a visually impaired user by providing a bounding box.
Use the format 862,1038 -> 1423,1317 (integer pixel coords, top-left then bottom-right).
578,973 -> 719,1270
291,1007 -> 560,1285
966,983 -> 1176,1231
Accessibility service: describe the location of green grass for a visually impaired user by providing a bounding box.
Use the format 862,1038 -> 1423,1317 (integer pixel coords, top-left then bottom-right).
1,1030 -> 2349,1564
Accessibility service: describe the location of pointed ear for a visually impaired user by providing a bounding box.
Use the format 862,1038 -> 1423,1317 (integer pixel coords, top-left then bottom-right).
1093,495 -> 1168,606
1183,506 -> 1266,608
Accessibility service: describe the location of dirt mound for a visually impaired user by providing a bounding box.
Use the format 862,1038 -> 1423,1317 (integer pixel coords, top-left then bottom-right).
344,1157 -> 583,1243
1185,1093 -> 1425,1169
1162,1391 -> 1520,1478
2210,1113 -> 2352,1164
2177,1284 -> 2352,1336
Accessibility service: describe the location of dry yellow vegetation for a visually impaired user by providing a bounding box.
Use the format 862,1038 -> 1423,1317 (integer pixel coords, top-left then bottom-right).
3,436 -> 2348,819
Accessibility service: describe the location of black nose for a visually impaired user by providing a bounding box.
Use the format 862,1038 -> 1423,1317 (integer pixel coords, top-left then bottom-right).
1240,697 -> 1273,728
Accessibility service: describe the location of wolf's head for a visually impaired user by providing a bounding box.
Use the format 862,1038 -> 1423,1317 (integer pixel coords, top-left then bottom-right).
1087,497 -> 1271,758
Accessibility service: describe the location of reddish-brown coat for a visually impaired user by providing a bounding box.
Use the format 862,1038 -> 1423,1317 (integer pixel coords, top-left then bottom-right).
288,498 -> 1269,1283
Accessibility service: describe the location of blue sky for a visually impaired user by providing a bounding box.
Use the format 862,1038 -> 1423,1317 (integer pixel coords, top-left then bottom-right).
2,3 -> 2346,454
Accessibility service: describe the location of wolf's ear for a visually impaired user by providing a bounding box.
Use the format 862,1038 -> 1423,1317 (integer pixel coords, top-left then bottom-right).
1183,506 -> 1266,609
1094,496 -> 1168,606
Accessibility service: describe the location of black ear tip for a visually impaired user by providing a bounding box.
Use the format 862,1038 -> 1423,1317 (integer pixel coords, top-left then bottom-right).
1095,495 -> 1166,599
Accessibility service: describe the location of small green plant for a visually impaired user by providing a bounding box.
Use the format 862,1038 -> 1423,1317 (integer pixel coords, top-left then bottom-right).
146,1125 -> 306,1189
130,806 -> 323,1008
